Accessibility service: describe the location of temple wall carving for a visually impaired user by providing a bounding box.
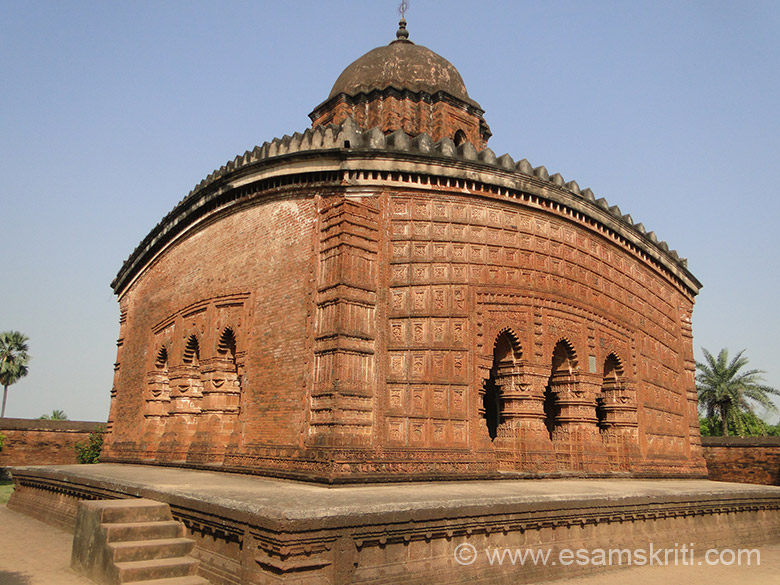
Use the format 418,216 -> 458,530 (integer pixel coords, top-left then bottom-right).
380,192 -> 693,475
103,145 -> 705,481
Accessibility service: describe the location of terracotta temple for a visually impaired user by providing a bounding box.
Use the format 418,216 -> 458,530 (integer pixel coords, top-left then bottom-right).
102,20 -> 706,483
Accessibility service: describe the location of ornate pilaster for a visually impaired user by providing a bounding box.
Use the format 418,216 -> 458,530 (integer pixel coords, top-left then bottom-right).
144,370 -> 171,421
492,366 -> 555,471
141,369 -> 171,459
101,306 -> 126,457
308,197 -> 379,447
167,366 -> 203,416
155,365 -> 202,461
549,372 -> 609,472
186,356 -> 243,464
199,358 -> 241,415
679,301 -> 707,473
599,380 -> 639,470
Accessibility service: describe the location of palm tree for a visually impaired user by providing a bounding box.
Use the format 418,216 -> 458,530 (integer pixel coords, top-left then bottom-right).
696,348 -> 779,436
0,331 -> 30,418
39,409 -> 68,421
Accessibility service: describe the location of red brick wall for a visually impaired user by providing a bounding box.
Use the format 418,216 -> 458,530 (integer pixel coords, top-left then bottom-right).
0,418 -> 103,468
103,197 -> 320,465
702,437 -> 780,485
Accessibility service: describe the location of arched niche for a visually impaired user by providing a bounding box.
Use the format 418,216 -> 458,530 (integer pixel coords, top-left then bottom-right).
482,329 -> 522,440
544,339 -> 577,439
597,353 -> 623,430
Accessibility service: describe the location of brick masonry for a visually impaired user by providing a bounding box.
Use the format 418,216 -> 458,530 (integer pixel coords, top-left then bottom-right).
101,31 -> 707,483
311,92 -> 489,150
101,138 -> 707,481
0,418 -> 103,470
702,436 -> 780,486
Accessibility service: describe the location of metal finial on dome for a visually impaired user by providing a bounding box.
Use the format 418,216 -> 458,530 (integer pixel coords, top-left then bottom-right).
396,18 -> 409,40
396,1 -> 410,41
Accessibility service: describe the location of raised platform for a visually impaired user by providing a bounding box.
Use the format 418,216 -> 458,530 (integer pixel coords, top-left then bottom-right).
9,464 -> 780,584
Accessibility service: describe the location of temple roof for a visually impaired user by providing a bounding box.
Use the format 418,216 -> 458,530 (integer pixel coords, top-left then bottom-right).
112,117 -> 700,298
326,28 -> 479,108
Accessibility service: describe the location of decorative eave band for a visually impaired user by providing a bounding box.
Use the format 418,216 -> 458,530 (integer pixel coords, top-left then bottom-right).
113,117 -> 701,297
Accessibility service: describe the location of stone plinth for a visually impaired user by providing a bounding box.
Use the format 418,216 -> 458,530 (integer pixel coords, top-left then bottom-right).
9,464 -> 780,585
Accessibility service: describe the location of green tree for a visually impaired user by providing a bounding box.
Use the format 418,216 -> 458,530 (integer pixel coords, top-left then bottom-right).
699,415 -> 721,437
699,411 -> 772,437
38,409 -> 68,421
74,426 -> 105,464
0,331 -> 30,418
696,348 -> 780,436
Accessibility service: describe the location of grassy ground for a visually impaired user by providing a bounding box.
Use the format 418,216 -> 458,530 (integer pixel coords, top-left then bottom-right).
0,479 -> 14,505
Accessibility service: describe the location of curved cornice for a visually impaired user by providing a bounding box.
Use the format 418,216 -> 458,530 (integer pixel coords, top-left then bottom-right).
112,117 -> 701,298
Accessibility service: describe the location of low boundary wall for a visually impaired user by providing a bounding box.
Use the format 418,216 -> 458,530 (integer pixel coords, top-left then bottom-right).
0,418 -> 103,477
702,436 -> 780,485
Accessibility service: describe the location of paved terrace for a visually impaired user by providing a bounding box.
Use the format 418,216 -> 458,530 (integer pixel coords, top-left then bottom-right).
6,464 -> 780,584
11,463 -> 780,527
3,503 -> 780,585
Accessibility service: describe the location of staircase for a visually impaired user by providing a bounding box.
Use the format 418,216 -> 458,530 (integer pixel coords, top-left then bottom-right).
71,498 -> 209,585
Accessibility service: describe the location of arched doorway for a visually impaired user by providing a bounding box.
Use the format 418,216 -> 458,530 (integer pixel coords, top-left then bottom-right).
598,353 -> 623,431
483,331 -> 521,440
544,341 -> 576,439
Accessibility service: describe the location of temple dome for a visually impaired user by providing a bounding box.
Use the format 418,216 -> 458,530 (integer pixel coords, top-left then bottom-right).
310,22 -> 491,148
328,39 -> 477,106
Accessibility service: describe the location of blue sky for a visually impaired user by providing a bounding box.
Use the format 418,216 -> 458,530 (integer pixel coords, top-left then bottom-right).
1,1 -> 778,422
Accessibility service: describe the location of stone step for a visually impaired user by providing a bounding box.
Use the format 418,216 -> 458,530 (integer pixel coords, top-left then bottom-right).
108,537 -> 196,562
115,556 -> 200,583
104,520 -> 185,543
123,576 -> 210,585
98,499 -> 172,524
